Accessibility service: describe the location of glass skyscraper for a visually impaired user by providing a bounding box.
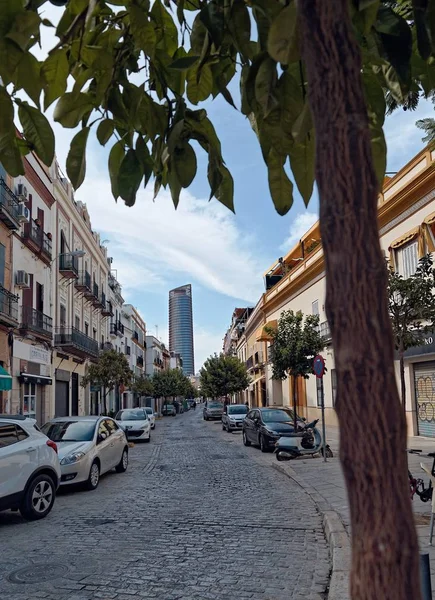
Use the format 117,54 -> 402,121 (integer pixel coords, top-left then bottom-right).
169,284 -> 195,376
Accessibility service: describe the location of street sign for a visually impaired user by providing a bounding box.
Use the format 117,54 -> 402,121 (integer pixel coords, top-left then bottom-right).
313,355 -> 325,378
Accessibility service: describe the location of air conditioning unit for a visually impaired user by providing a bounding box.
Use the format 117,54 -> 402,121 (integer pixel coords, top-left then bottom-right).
16,184 -> 28,200
16,203 -> 30,223
16,270 -> 30,288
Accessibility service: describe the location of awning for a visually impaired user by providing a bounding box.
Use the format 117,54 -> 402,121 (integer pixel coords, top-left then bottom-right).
256,319 -> 278,342
19,373 -> 52,386
388,226 -> 425,268
424,212 -> 435,226
0,365 -> 12,391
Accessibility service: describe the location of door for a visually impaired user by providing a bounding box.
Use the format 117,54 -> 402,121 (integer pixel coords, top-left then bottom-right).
0,424 -> 33,498
106,419 -> 124,467
22,273 -> 33,325
55,381 -> 69,417
96,419 -> 114,473
71,373 -> 79,416
414,362 -> 435,437
245,410 -> 256,441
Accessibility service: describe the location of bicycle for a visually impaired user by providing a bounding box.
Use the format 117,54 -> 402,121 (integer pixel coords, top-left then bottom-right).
408,449 -> 433,503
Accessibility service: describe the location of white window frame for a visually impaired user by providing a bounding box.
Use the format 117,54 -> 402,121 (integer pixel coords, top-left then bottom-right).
397,241 -> 418,279
23,382 -> 36,419
312,300 -> 319,316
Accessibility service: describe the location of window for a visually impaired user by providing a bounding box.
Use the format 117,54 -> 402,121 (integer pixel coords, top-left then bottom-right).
316,378 -> 323,408
75,315 -> 80,330
93,328 -> 97,340
0,423 -> 17,447
23,382 -> 36,419
60,304 -> 66,327
0,243 -> 5,287
398,241 -> 418,279
16,426 -> 28,441
85,322 -> 89,336
331,369 -> 337,407
312,300 -> 319,315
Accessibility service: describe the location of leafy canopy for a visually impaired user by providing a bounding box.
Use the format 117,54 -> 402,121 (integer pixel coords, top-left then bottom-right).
200,353 -> 250,398
0,0 -> 434,213
151,368 -> 191,398
131,374 -> 154,397
388,254 -> 435,352
81,349 -> 133,392
267,310 -> 324,380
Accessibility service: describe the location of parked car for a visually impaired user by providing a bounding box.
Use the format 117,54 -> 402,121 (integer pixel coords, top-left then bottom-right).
116,408 -> 151,442
222,404 -> 248,432
162,404 -> 176,416
0,415 -> 61,520
243,408 -> 302,452
144,407 -> 156,429
41,416 -> 128,491
203,402 -> 224,421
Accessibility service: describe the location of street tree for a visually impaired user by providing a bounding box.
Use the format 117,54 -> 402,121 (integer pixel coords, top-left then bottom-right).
267,311 -> 324,430
1,0 -> 435,595
152,368 -> 191,403
130,375 -> 154,403
200,354 -> 249,400
388,254 -> 435,416
81,349 -> 133,414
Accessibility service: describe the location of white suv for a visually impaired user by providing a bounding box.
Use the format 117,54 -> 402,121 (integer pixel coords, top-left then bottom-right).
0,415 -> 61,520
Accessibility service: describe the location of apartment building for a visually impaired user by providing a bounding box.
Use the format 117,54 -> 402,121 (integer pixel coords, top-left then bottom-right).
223,307 -> 253,357
50,162 -> 110,418
238,146 -> 435,437
122,304 -> 146,408
145,335 -> 165,376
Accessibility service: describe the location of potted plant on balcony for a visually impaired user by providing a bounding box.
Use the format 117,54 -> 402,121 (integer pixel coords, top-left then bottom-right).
46,232 -> 52,240
34,218 -> 41,227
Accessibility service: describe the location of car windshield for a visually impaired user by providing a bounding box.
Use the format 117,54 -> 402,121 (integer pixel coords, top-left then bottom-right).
208,403 -> 223,409
261,410 -> 292,423
228,406 -> 248,415
117,410 -> 147,421
41,421 -> 96,442
145,408 -> 153,414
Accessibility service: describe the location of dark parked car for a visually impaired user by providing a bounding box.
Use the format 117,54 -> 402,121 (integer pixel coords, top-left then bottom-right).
222,404 -> 248,432
162,404 -> 176,417
242,408 -> 302,452
203,402 -> 224,421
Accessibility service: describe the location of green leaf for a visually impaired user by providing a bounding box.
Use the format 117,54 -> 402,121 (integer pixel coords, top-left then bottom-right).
108,141 -> 125,200
97,119 -> 115,146
362,70 -> 386,128
359,0 -> 380,35
190,15 -> 207,54
0,134 -> 24,177
129,4 -> 156,55
169,55 -> 200,70
229,0 -> 252,62
151,0 -> 178,56
41,48 -> 69,110
17,102 -> 55,166
53,92 -> 94,128
291,101 -> 313,143
199,1 -> 224,49
240,65 -> 251,115
187,64 -> 213,104
185,112 -> 222,156
268,3 -> 299,65
168,166 -> 182,208
66,127 -> 90,190
118,149 -> 143,206
15,53 -> 42,107
0,86 -> 15,138
173,143 -> 197,188
136,135 -> 154,188
255,57 -> 277,116
267,149 -> 294,216
214,164 -> 234,212
183,0 -> 201,10
289,134 -> 315,205
370,126 -> 387,188
6,11 -> 41,51
375,6 -> 412,84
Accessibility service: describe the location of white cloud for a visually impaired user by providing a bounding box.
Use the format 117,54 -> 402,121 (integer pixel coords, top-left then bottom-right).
77,168 -> 264,304
194,327 -> 224,372
280,211 -> 318,253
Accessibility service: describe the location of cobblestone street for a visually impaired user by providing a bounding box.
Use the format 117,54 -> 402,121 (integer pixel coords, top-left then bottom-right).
0,410 -> 331,600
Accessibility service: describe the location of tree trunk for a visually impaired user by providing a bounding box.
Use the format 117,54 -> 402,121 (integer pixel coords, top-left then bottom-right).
292,375 -> 298,430
299,2 -> 420,599
399,347 -> 407,422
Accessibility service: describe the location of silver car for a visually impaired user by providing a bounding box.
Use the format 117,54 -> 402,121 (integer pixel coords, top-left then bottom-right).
41,416 -> 129,491
116,408 -> 151,441
222,404 -> 248,432
203,402 -> 224,421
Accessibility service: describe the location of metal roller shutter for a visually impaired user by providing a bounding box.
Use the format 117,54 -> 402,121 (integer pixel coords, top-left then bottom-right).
414,362 -> 435,437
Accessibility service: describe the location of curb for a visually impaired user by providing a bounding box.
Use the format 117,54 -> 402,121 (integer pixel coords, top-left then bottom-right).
272,462 -> 350,600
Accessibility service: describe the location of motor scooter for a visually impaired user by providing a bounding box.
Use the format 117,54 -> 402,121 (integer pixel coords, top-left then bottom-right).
274,419 -> 333,461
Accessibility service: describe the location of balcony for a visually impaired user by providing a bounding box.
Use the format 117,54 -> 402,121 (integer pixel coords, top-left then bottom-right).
54,327 -> 99,359
75,271 -> 93,298
0,178 -> 21,230
153,356 -> 163,367
101,293 -> 113,316
59,254 -> 78,279
91,282 -> 101,307
320,321 -> 332,344
246,356 -> 254,370
133,331 -> 139,342
254,351 -> 264,366
0,285 -> 18,326
126,345 -> 131,356
100,341 -> 113,351
110,322 -> 118,336
137,355 -> 144,367
20,306 -> 52,340
117,321 -> 124,337
22,220 -> 52,263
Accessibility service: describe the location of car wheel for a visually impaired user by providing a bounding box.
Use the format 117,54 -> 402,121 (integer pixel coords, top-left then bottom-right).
260,434 -> 268,453
116,448 -> 129,473
85,461 -> 100,490
243,431 -> 251,446
20,474 -> 56,520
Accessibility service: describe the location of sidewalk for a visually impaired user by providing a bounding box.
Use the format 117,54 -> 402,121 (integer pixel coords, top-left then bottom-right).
275,426 -> 435,598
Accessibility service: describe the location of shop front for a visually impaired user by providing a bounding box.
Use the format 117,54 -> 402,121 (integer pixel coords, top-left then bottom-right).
13,340 -> 52,424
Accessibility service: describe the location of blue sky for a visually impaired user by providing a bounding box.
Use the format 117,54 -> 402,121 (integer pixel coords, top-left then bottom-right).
38,6 -> 435,371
